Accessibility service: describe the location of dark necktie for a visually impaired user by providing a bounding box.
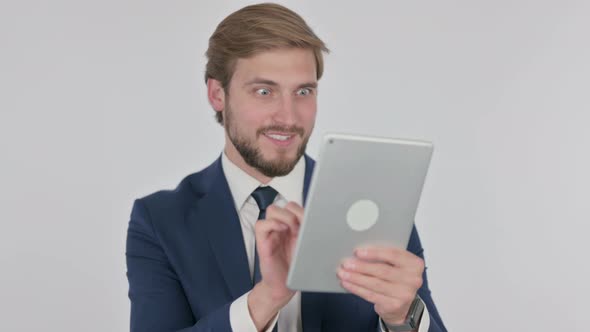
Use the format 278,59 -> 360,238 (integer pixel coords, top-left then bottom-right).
251,186 -> 279,285
251,186 -> 280,332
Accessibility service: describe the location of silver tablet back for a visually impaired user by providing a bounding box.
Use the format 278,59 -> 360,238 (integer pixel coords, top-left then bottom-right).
287,133 -> 433,293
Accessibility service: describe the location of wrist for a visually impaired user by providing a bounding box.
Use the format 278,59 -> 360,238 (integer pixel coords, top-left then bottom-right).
247,282 -> 294,330
381,297 -> 425,332
258,279 -> 295,303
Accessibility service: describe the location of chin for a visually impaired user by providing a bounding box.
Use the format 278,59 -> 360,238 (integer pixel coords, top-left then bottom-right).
258,148 -> 305,177
263,146 -> 299,161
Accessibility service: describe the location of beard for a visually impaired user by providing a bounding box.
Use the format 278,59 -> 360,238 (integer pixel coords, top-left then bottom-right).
224,103 -> 310,178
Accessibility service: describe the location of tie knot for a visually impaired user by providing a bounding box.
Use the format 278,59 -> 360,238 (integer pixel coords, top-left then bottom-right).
251,186 -> 278,213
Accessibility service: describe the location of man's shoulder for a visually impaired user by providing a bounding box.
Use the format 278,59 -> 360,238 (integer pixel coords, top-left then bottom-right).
135,158 -> 221,217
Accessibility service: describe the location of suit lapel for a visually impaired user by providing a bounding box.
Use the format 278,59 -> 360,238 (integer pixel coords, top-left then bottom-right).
188,157 -> 252,299
188,155 -> 323,327
302,155 -> 315,206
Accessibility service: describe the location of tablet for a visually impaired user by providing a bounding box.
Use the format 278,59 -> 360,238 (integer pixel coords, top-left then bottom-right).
286,133 -> 434,293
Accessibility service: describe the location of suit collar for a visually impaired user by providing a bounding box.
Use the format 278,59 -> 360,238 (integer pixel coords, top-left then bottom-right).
302,154 -> 314,206
221,152 -> 307,209
190,154 -> 315,205
188,156 -> 252,298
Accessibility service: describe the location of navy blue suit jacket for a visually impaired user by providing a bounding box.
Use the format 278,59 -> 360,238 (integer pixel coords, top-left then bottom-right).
126,155 -> 447,331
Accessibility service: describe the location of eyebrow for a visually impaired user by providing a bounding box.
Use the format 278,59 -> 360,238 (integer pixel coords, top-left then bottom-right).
298,82 -> 318,89
243,78 -> 318,89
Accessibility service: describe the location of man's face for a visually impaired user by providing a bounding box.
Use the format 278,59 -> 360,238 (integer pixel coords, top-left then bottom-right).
221,48 -> 318,178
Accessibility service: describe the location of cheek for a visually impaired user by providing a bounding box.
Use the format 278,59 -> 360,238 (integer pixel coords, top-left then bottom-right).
243,112 -> 274,138
228,100 -> 264,128
298,100 -> 317,126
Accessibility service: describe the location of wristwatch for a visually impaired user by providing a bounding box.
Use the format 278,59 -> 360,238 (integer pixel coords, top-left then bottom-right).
380,296 -> 425,332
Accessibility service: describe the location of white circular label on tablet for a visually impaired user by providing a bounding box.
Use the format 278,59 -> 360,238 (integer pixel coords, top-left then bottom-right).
346,199 -> 379,231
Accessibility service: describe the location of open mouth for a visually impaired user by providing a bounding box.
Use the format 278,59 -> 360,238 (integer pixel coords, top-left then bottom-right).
265,133 -> 292,141
263,132 -> 297,146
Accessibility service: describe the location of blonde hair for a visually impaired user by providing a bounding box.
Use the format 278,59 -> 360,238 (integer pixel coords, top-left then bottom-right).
205,3 -> 329,124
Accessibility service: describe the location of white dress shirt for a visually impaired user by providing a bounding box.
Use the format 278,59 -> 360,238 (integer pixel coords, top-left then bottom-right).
222,152 -> 429,332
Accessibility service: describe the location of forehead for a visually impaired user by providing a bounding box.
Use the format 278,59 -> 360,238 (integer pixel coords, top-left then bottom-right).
231,48 -> 317,86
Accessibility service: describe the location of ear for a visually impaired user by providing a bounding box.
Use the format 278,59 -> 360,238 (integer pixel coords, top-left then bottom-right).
207,78 -> 225,112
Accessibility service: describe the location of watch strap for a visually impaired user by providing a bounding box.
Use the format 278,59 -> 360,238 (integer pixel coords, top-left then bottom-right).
381,296 -> 425,332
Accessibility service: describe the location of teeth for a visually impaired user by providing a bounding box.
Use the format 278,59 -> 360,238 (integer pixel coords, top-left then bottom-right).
266,134 -> 291,141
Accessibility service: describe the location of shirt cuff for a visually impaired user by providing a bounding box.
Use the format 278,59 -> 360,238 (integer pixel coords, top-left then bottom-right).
230,290 -> 280,332
378,299 -> 430,332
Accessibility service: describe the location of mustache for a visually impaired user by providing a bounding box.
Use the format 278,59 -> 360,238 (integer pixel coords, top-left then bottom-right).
257,125 -> 304,137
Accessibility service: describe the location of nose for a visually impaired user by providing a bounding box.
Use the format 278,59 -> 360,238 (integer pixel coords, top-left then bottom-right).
272,94 -> 297,125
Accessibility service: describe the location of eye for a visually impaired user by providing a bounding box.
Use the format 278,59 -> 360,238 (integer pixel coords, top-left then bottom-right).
256,88 -> 271,96
296,88 -> 313,96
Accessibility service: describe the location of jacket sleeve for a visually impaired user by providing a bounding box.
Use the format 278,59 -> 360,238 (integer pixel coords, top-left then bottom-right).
407,226 -> 448,332
126,199 -> 232,332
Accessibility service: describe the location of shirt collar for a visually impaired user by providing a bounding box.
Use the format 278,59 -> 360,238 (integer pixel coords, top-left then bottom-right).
221,152 -> 305,211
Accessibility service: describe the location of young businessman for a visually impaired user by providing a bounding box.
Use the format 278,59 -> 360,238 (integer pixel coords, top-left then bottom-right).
126,3 -> 446,332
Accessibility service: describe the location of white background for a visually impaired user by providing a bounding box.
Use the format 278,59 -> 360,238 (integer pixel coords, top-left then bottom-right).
1,0 -> 589,331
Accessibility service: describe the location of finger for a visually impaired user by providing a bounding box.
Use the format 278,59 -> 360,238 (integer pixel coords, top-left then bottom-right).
355,246 -> 425,273
337,268 -> 416,300
341,258 -> 422,288
283,202 -> 304,223
265,205 -> 300,234
339,278 -> 410,319
341,278 -> 387,305
255,218 -> 289,240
